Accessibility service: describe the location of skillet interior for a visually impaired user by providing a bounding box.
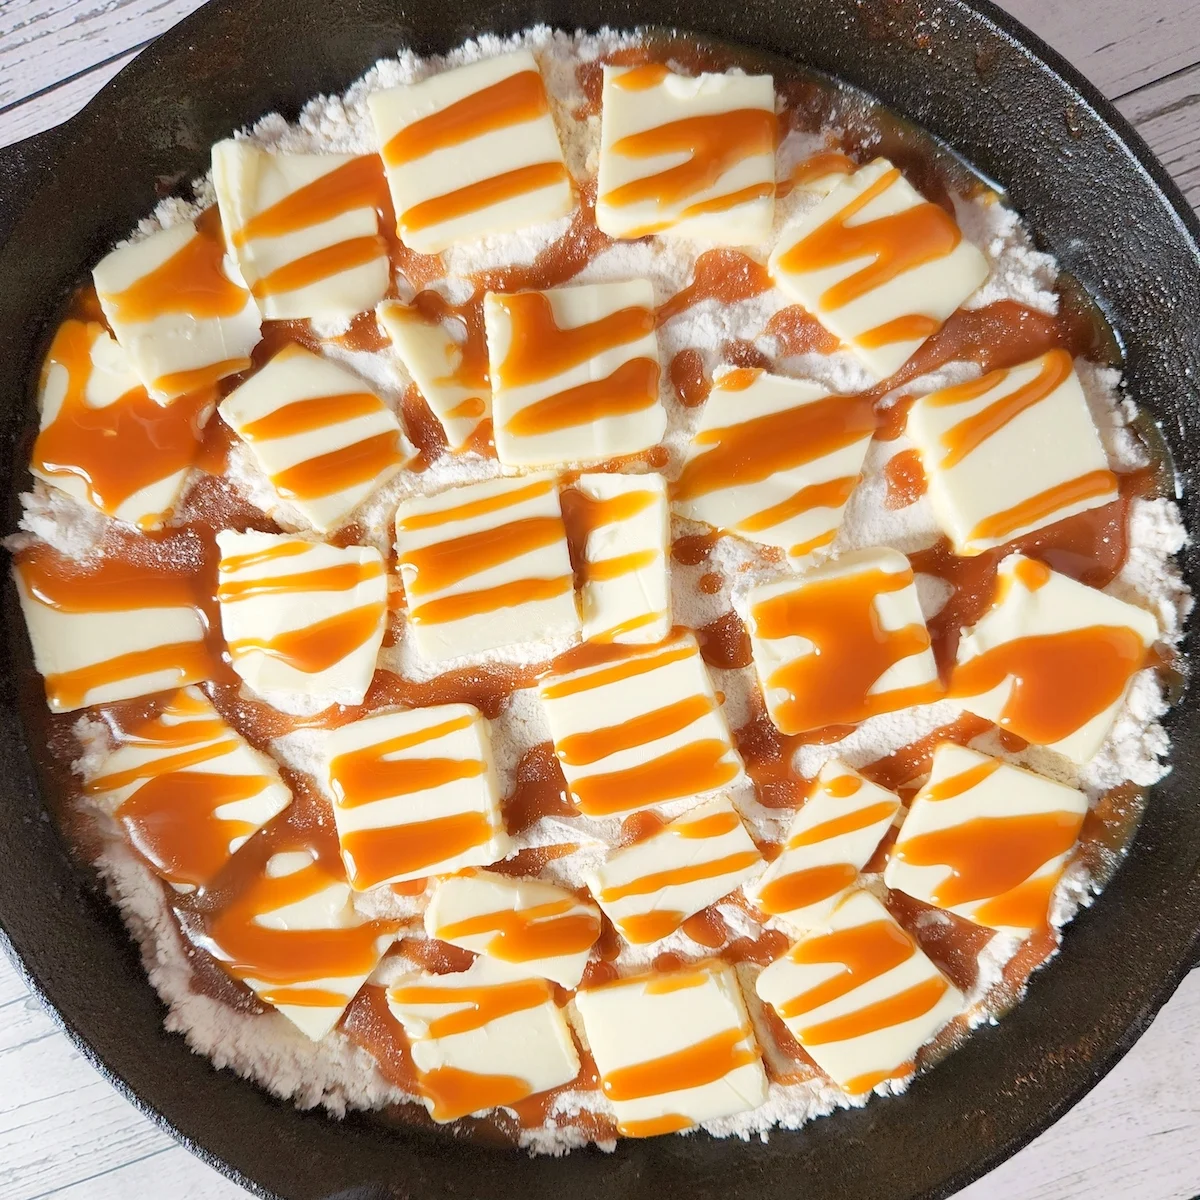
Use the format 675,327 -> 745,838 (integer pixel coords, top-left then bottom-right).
1,1 -> 1198,1198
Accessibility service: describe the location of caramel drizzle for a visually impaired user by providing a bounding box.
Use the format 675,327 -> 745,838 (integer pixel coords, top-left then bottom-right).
401,487 -> 573,627
950,624 -> 1148,746
777,164 -> 962,312
88,690 -> 277,890
750,564 -> 943,734
239,391 -> 385,441
435,897 -> 601,963
32,320 -> 210,525
893,810 -> 1085,929
671,382 -> 875,552
603,91 -> 777,219
202,845 -> 391,1006
228,603 -> 385,674
234,155 -> 389,298
490,291 -> 658,435
384,70 -> 552,166
601,1025 -> 758,1116
926,349 -> 1074,469
327,715 -> 491,887
968,468 -> 1119,546
15,539 -> 224,711
560,484 -> 662,607
270,429 -> 405,502
100,209 -> 250,325
401,162 -> 570,238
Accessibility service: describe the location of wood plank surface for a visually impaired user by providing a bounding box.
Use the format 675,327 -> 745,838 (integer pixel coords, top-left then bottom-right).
1,2 -> 1199,1199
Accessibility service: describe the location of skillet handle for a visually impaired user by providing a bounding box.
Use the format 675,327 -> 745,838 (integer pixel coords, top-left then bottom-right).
0,123 -> 70,249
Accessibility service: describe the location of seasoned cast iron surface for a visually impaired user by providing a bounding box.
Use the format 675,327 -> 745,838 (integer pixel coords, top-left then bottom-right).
0,2 -> 1197,1198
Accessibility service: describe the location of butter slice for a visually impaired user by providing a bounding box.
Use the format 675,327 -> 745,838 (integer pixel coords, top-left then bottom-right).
216,531 -> 387,708
324,704 -> 510,890
367,51 -> 573,255
394,473 -> 580,661
388,957 -> 580,1122
744,547 -> 941,735
33,321 -> 197,528
219,344 -> 411,533
755,890 -> 962,1095
425,870 -> 600,987
569,472 -> 671,645
574,961 -> 768,1135
884,744 -> 1088,935
538,634 -> 743,817
672,368 -> 874,566
769,158 -> 989,379
746,761 -> 899,934
596,66 -> 776,244
953,555 -> 1158,763
484,280 -> 666,467
86,686 -> 291,892
13,550 -> 212,712
93,219 -> 262,401
377,299 -> 490,449
218,847 -> 393,1040
585,796 -> 762,946
906,351 -> 1119,555
212,140 -> 389,320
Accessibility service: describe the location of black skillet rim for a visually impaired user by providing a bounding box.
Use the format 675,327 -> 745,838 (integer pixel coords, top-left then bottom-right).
0,1 -> 1198,1198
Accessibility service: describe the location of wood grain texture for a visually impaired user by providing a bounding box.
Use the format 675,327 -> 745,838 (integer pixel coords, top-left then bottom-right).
1,1 -> 1199,1199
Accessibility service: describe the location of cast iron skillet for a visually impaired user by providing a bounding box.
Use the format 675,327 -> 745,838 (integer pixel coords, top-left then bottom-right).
1,1 -> 1198,1197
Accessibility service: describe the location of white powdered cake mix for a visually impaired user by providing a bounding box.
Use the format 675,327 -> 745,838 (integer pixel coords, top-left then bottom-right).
12,25 -> 1192,1154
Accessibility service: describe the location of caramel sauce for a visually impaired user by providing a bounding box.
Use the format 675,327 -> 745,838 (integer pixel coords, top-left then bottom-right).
923,758 -> 1000,801
611,63 -> 671,90
341,984 -> 423,1094
338,311 -> 391,354
909,467 -> 1146,677
670,390 -> 876,545
405,515 -> 567,594
669,348 -> 711,407
571,740 -> 741,818
492,290 -> 655,389
271,429 -> 405,503
656,249 -> 772,326
32,320 -> 212,525
721,338 -> 772,372
557,694 -> 714,767
101,208 -> 249,325
777,150 -> 857,195
681,905 -> 729,948
489,842 -> 579,879
359,661 -> 545,721
885,890 -> 992,993
229,602 -> 384,675
600,850 -> 762,904
435,897 -> 600,964
507,356 -> 660,437
602,1025 -> 756,1116
252,237 -> 385,301
503,742 -> 576,836
619,810 -> 669,847
671,530 -> 720,566
696,610 -> 753,669
764,304 -> 841,357
395,936 -> 477,975
15,532 -> 229,711
970,468 -> 1119,546
402,163 -> 570,238
883,448 -> 927,509
928,348 -> 1073,469
732,694 -> 827,810
859,713 -> 994,795
400,384 -> 450,470
385,70 -> 550,166
751,564 -> 943,733
603,109 -> 777,214
758,863 -> 858,916
240,390 -> 383,441
698,571 -> 723,595
777,165 -> 961,314
392,290 -> 489,420
893,810 -> 1085,929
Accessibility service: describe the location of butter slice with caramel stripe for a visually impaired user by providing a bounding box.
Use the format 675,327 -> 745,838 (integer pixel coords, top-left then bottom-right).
574,960 -> 768,1136
388,957 -> 580,1122
425,870 -> 600,988
368,51 -> 573,255
746,760 -> 899,935
585,796 -> 762,946
324,703 -> 510,891
770,157 -> 988,380
755,890 -> 962,1096
538,633 -> 743,818
884,743 -> 1089,936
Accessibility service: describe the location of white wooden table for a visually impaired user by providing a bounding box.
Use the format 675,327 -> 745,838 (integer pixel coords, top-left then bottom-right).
2,2 -> 1199,1197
